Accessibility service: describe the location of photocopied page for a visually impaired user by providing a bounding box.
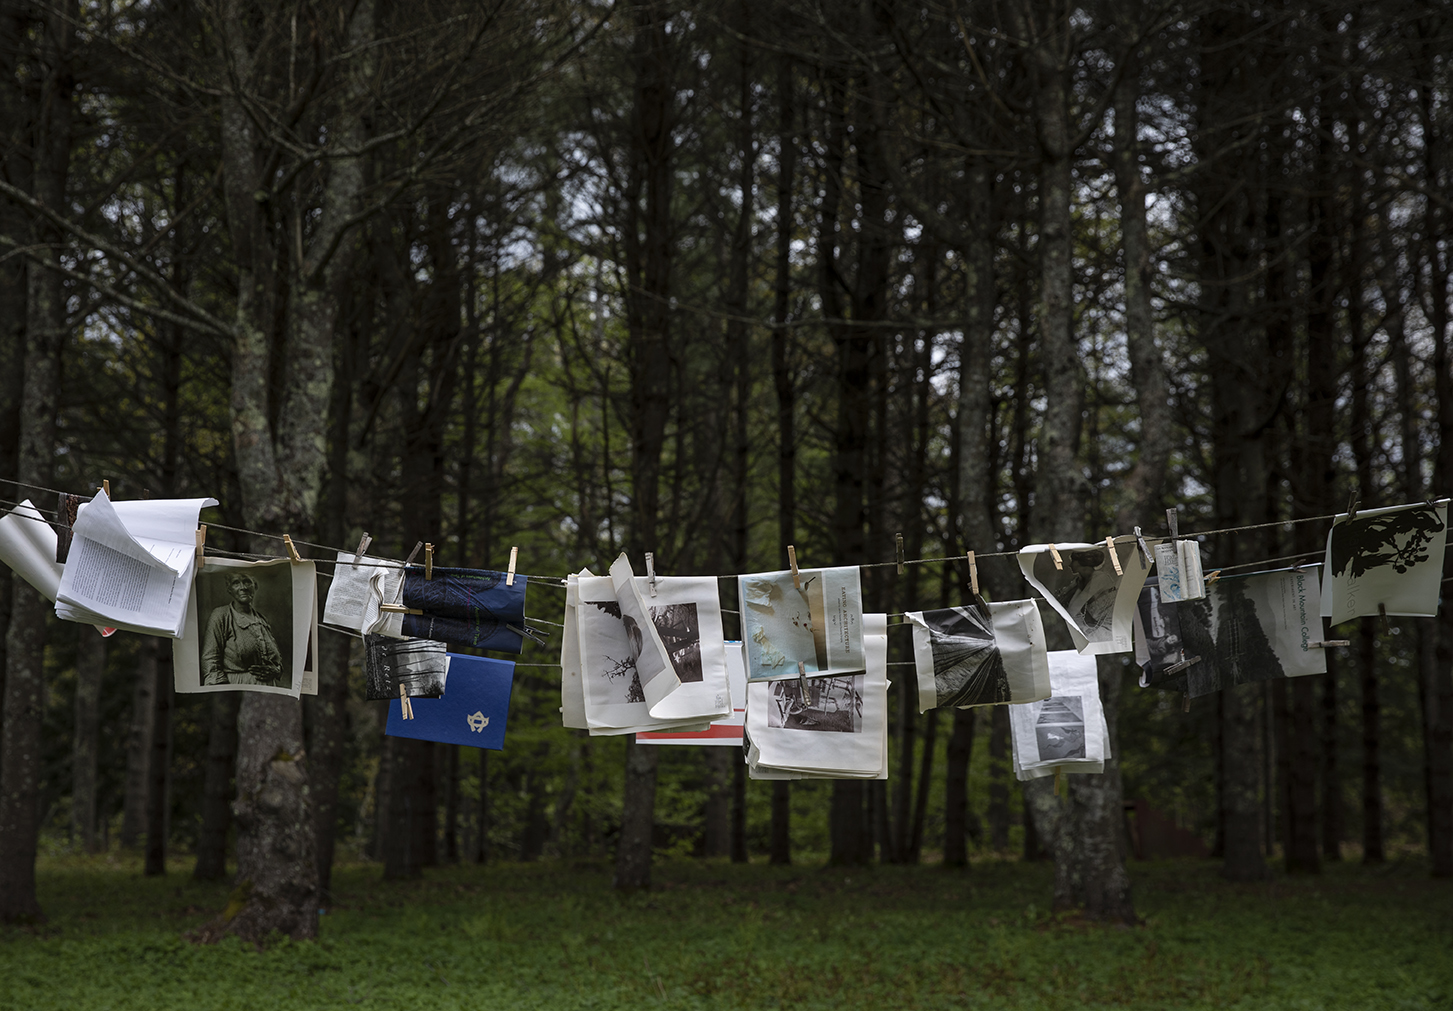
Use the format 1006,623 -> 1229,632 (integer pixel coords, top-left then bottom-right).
0,499 -> 65,600
56,489 -> 216,636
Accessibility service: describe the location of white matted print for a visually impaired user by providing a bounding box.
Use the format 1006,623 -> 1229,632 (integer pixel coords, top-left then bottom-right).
174,557 -> 316,698
908,599 -> 1050,711
738,565 -> 865,682
637,642 -> 747,746
1009,650 -> 1109,780
1018,541 -> 1148,654
1320,501 -> 1448,625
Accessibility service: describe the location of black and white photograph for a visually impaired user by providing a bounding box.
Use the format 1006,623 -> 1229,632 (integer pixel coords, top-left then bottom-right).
1178,567 -> 1326,698
739,565 -> 865,682
1034,696 -> 1087,761
173,557 -> 315,697
765,675 -> 864,733
907,598 -> 1051,711
1018,540 -> 1147,654
582,597 -> 646,705
1133,579 -> 1188,688
649,601 -> 702,683
1321,501 -> 1448,624
364,635 -> 449,701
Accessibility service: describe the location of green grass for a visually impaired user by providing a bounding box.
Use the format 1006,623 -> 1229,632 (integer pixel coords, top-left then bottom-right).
1,852 -> 1450,1009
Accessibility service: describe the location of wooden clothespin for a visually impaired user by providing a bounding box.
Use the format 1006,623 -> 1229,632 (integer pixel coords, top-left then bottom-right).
1346,489 -> 1360,520
1105,536 -> 1123,576
398,682 -> 413,720
101,479 -> 110,498
195,525 -> 206,570
895,533 -> 905,575
351,532 -> 372,567
788,545 -> 800,589
1048,544 -> 1063,571
1378,602 -> 1390,634
379,603 -> 423,615
1166,507 -> 1179,544
1205,569 -> 1221,586
1164,655 -> 1202,675
283,534 -> 302,563
1134,526 -> 1152,570
645,551 -> 658,597
402,541 -> 424,568
1308,639 -> 1351,649
424,543 -> 434,580
797,659 -> 808,700
506,546 -> 518,586
967,550 -> 980,597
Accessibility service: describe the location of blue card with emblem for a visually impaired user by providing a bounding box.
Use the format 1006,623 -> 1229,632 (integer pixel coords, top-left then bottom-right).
385,653 -> 514,750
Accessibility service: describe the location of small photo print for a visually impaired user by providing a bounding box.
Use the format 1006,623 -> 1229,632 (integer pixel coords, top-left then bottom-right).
584,598 -> 645,704
921,605 -> 1011,707
766,675 -> 864,733
1034,696 -> 1086,761
196,562 -> 294,689
740,566 -> 864,681
364,635 -> 449,700
649,601 -> 703,683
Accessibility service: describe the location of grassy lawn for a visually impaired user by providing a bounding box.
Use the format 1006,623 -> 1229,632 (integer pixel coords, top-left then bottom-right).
1,852 -> 1449,1010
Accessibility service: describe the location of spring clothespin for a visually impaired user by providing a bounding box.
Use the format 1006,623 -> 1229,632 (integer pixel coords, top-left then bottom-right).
788,545 -> 800,589
1379,602 -> 1391,634
968,550 -> 980,597
283,534 -> 302,563
895,533 -> 905,575
506,546 -> 519,586
1166,508 -> 1179,545
1048,544 -> 1063,571
1346,489 -> 1360,520
195,525 -> 206,570
645,552 -> 658,597
402,541 -> 423,569
424,543 -> 434,580
1105,536 -> 1123,576
1205,569 -> 1221,586
797,659 -> 808,700
398,682 -> 413,720
102,479 -> 110,498
1134,527 -> 1152,569
1308,639 -> 1351,649
351,532 -> 372,567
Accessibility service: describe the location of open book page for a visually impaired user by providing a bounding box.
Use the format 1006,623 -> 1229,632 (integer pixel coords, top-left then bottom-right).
323,551 -> 404,632
57,491 -> 214,636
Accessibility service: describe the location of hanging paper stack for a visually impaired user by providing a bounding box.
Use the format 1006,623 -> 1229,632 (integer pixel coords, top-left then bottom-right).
1009,650 -> 1110,780
561,554 -> 732,735
906,599 -> 1050,710
637,641 -> 748,746
743,613 -> 889,780
1320,500 -> 1448,625
1018,540 -> 1149,654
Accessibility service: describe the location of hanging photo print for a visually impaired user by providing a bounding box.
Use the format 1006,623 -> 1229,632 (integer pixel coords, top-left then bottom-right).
1320,501 -> 1448,625
363,635 -> 450,701
386,652 -> 514,750
1018,540 -> 1149,654
638,641 -> 748,746
612,562 -> 731,725
907,599 -> 1050,711
400,565 -> 527,652
745,613 -> 887,780
1009,650 -> 1109,781
174,557 -> 316,697
1132,579 -> 1205,694
738,565 -> 865,682
1170,566 -> 1328,698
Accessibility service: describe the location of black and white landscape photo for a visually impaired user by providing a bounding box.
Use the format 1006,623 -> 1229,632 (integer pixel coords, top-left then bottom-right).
1321,501 -> 1448,624
649,601 -> 703,683
364,635 -> 448,701
1034,696 -> 1087,761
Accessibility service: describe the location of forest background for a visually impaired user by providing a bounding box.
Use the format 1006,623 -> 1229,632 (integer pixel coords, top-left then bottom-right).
0,0 -> 1451,937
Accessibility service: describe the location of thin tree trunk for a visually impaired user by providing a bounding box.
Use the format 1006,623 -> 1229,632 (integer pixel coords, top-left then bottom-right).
121,642 -> 156,849
1320,652 -> 1343,861
193,693 -> 240,881
1360,620 -> 1384,862
909,709 -> 936,861
443,744 -> 459,864
988,707 -> 1011,850
730,759 -> 747,863
769,781 -> 790,865
144,646 -> 174,876
615,737 -> 657,889
703,748 -> 731,858
476,749 -> 489,863
943,708 -> 975,868
71,629 -> 104,852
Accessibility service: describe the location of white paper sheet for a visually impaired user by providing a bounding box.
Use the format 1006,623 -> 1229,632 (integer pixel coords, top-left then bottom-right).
631,573 -> 731,724
322,551 -> 404,635
173,557 -> 316,698
909,599 -> 1050,711
1009,650 -> 1109,780
609,553 -> 681,711
0,499 -> 65,600
745,613 -> 888,779
560,571 -> 589,730
1320,501 -> 1448,624
56,490 -> 215,637
1017,540 -> 1149,654
638,642 -> 748,745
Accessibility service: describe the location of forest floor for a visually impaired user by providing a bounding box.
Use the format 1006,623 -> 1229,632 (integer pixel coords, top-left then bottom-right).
1,851 -> 1449,1010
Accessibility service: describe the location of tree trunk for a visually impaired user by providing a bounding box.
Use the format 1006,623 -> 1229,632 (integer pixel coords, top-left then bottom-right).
442,744 -> 460,864
1359,621 -> 1384,863
987,707 -> 1011,850
71,629 -> 104,852
121,642 -> 156,849
1320,652 -> 1343,861
909,709 -> 936,861
769,781 -> 790,865
475,749 -> 490,863
615,737 -> 657,890
730,759 -> 748,863
144,646 -> 174,876
703,747 -> 731,858
193,693 -> 240,881
829,781 -> 867,867
943,708 -> 975,868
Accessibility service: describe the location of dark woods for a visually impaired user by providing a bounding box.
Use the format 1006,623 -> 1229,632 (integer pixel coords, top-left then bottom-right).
0,0 -> 1450,936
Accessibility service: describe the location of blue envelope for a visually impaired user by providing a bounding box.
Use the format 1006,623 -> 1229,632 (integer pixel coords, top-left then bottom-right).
385,653 -> 514,750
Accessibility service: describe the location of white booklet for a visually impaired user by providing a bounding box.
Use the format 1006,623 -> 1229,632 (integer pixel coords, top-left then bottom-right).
55,490 -> 217,637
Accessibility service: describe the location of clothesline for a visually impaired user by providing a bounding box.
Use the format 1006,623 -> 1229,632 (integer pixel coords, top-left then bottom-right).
0,476 -> 1442,590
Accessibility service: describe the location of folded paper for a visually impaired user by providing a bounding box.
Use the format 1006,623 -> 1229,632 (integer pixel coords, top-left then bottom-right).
1018,540 -> 1148,654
